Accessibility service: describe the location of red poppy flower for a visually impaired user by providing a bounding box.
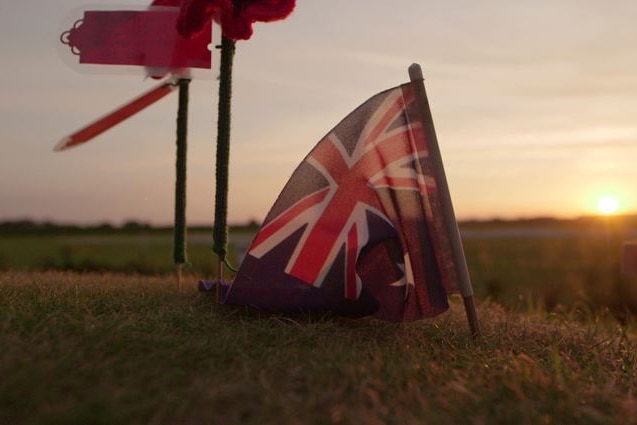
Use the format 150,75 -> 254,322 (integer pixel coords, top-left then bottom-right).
176,0 -> 296,40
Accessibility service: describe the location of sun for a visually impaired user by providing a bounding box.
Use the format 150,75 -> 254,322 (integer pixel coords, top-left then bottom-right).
597,195 -> 620,216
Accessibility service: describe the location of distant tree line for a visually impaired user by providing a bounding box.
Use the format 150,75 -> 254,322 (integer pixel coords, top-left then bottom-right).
460,214 -> 637,230
0,219 -> 262,236
1,215 -> 636,236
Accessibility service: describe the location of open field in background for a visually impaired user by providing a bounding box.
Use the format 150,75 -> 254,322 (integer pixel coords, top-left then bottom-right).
0,232 -> 224,277
462,219 -> 637,319
1,217 -> 637,318
0,271 -> 636,424
1,217 -> 637,424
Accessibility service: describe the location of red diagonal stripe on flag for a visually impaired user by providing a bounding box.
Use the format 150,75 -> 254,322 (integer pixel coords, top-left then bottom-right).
251,187 -> 331,251
360,95 -> 407,147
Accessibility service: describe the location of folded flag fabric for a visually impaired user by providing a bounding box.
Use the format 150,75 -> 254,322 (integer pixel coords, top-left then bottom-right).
217,82 -> 458,322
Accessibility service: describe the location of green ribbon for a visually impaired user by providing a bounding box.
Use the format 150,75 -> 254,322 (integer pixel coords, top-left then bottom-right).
173,78 -> 190,266
212,36 -> 237,272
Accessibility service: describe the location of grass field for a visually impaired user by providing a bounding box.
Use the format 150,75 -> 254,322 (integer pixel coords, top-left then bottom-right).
1,218 -> 637,423
0,233 -> 224,277
2,218 -> 637,316
1,271 -> 636,424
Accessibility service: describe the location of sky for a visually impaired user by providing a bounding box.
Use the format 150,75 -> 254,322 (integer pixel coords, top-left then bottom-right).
1,0 -> 636,225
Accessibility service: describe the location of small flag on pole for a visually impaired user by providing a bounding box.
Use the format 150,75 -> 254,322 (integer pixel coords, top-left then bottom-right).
209,75 -> 466,322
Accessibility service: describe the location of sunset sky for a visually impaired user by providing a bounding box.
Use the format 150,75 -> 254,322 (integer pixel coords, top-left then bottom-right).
1,0 -> 636,225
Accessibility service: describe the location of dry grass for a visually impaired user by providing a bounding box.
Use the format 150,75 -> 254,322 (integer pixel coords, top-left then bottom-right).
1,271 -> 636,424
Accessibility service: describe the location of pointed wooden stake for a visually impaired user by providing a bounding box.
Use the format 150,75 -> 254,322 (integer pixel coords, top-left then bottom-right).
176,263 -> 184,293
217,259 -> 224,304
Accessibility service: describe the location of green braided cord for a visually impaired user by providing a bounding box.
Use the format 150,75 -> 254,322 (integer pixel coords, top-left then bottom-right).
223,256 -> 238,273
173,78 -> 190,265
212,36 -> 236,267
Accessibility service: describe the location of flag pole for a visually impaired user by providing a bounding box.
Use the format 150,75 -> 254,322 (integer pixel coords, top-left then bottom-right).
408,63 -> 480,338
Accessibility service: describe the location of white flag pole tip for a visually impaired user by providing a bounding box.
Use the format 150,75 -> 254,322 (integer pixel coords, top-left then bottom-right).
408,63 -> 424,80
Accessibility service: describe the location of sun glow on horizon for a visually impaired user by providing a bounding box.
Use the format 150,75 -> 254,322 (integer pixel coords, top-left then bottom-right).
597,195 -> 620,216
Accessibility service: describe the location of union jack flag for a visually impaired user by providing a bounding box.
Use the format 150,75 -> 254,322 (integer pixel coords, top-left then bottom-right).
225,83 -> 457,321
